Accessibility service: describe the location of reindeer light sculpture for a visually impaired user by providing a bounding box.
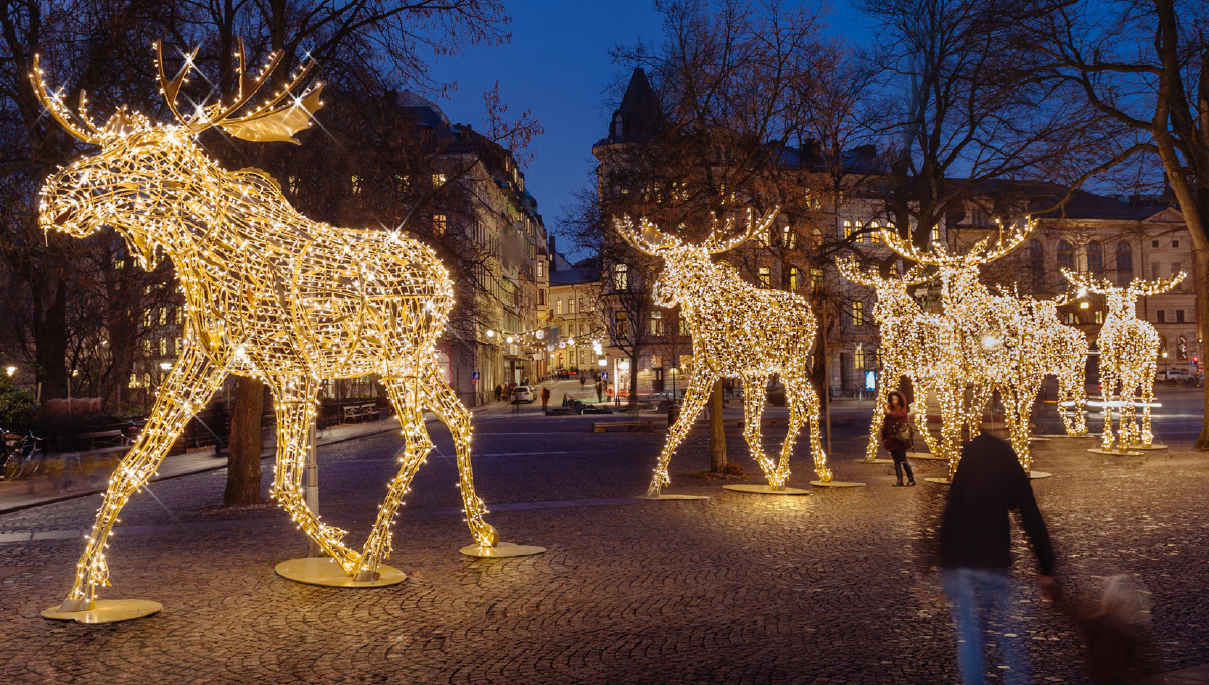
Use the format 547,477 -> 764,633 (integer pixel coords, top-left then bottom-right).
1017,294 -> 1090,437
879,222 -> 1045,476
34,43 -> 537,623
835,258 -> 960,462
1062,269 -> 1185,452
616,211 -> 836,496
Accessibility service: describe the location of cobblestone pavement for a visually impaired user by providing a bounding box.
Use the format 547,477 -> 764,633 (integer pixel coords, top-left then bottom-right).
0,400 -> 1206,684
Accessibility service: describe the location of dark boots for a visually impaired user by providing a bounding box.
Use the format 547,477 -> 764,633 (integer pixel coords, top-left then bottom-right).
893,461 -> 917,487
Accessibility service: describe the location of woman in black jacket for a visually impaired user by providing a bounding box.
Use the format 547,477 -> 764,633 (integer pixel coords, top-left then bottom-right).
881,391 -> 915,486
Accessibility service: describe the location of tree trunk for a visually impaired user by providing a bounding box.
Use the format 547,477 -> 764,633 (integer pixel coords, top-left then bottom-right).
709,378 -> 727,472
628,351 -> 640,404
32,275 -> 69,401
1196,228 -> 1209,450
224,376 -> 266,507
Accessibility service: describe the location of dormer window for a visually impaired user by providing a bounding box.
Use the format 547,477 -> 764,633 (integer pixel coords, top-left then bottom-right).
613,113 -> 624,137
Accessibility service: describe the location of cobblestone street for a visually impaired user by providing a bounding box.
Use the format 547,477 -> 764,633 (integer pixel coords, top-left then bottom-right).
1,395 -> 1207,684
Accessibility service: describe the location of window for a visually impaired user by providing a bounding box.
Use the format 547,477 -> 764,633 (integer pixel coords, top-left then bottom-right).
1064,312 -> 1078,324
1178,336 -> 1188,360
432,173 -> 446,188
1094,310 -> 1103,324
650,311 -> 664,336
538,289 -> 545,306
1115,242 -> 1133,285
613,264 -> 628,290
679,316 -> 691,336
288,176 -> 299,194
854,347 -> 866,370
1057,240 -> 1074,270
1152,261 -> 1160,278
158,308 -> 167,325
1173,262 -> 1183,282
758,267 -> 771,288
1087,241 -> 1103,274
175,338 -> 182,355
579,322 -> 586,334
615,312 -> 628,340
1176,309 -> 1185,323
1029,239 -> 1045,287
143,310 -> 153,328
114,258 -> 125,270
811,268 -> 824,290
432,214 -> 447,235
782,226 -> 797,249
786,266 -> 799,291
128,373 -> 138,388
537,261 -> 544,278
843,220 -> 853,240
868,221 -> 881,244
852,301 -> 864,326
757,227 -> 772,247
556,299 -> 563,315
1152,240 -> 1160,248
143,373 -> 151,388
1159,336 -> 1168,355
350,175 -> 362,194
143,339 -> 152,355
1173,240 -> 1180,248
1157,310 -> 1166,323
568,297 -> 576,314
930,225 -> 941,245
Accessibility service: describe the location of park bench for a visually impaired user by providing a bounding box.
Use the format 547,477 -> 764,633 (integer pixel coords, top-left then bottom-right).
592,419 -> 658,433
342,403 -> 382,424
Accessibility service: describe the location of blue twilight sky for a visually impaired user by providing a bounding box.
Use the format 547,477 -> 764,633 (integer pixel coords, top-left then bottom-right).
426,0 -> 872,254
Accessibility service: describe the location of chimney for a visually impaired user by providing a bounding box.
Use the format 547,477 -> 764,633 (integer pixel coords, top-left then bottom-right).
549,235 -> 558,265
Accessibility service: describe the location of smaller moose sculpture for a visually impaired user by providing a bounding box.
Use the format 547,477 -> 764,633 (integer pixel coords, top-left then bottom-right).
1063,269 -> 1185,451
616,211 -> 833,496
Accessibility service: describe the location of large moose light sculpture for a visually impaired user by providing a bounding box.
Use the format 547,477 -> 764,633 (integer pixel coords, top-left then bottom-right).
1063,269 -> 1185,452
34,43 -> 536,623
616,211 -> 837,497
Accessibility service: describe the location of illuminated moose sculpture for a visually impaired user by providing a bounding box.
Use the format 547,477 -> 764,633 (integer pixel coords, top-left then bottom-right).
616,211 -> 834,496
34,43 -> 529,621
1063,269 -> 1185,451
1019,294 -> 1090,437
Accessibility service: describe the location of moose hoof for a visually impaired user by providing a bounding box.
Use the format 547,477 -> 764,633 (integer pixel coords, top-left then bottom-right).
42,599 -> 162,624
459,541 -> 546,558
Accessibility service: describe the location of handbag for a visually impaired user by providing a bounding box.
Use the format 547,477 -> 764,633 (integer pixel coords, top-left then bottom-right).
893,420 -> 914,445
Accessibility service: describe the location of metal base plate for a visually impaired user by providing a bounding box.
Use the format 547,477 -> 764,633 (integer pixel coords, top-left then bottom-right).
924,477 -> 952,484
1088,448 -> 1144,457
1035,434 -> 1090,438
460,541 -> 547,558
810,480 -> 866,488
907,452 -> 947,460
1029,436 -> 1051,442
855,458 -> 894,464
722,484 -> 810,495
1128,444 -> 1168,450
274,557 -> 406,588
1027,471 -> 1053,479
42,599 -> 162,624
643,494 -> 710,500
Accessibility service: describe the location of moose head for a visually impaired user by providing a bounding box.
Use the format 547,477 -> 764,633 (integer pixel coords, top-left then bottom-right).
835,257 -> 931,319
33,39 -> 323,267
879,219 -> 1035,305
613,208 -> 778,307
1062,269 -> 1187,320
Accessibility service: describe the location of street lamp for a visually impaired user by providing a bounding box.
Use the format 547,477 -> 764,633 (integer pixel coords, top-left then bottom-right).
4,366 -> 15,377
486,329 -> 495,338
159,362 -> 172,370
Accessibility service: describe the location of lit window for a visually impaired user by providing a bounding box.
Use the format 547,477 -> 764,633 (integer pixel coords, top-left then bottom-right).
1178,336 -> 1188,360
351,175 -> 362,194
1094,311 -> 1103,324
128,373 -> 138,388
433,214 -> 447,235
175,337 -> 182,355
843,220 -> 853,240
615,311 -> 628,339
159,308 -> 167,325
114,258 -> 125,270
159,338 -> 167,356
537,261 -> 544,277
854,348 -> 865,370
175,307 -> 183,325
930,226 -> 941,244
568,297 -> 576,314
288,176 -> 298,194
1057,240 -> 1074,270
433,173 -> 446,188
758,267 -> 771,288
650,310 -> 664,336
143,310 -> 153,328
787,267 -> 799,291
142,339 -> 152,355
613,264 -> 628,290
142,373 -> 151,388
811,268 -> 824,290
852,302 -> 864,326
869,221 -> 881,244
783,226 -> 796,249
556,300 -> 563,315
679,317 -> 690,336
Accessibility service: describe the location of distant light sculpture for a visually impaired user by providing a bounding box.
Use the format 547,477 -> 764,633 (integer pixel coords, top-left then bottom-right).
1063,269 -> 1185,451
617,210 -> 834,496
33,40 -> 535,622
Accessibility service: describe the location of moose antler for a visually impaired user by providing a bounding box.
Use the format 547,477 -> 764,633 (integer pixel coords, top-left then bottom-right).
1061,268 -> 1113,294
614,216 -> 666,256
1128,272 -> 1186,297
29,55 -> 103,144
881,217 -> 1033,266
155,38 -> 324,143
704,207 -> 779,254
837,256 -> 931,288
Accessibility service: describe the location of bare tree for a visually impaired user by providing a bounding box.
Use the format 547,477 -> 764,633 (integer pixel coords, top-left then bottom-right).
1036,0 -> 1209,448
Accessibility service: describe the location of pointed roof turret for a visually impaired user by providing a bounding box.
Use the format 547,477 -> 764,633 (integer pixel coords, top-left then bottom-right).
595,68 -> 660,147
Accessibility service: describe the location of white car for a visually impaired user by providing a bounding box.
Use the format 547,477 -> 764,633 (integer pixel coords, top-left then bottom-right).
1156,368 -> 1192,382
510,385 -> 534,403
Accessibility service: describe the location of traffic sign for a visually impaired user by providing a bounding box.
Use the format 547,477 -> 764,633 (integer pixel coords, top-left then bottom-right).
601,371 -> 609,380
471,372 -> 480,381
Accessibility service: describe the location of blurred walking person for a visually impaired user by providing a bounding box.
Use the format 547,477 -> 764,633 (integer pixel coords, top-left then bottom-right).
941,433 -> 1056,685
1046,574 -> 1163,685
540,386 -> 551,413
881,391 -> 915,486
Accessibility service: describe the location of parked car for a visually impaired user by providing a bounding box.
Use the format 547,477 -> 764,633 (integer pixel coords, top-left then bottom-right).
510,385 -> 534,403
1156,368 -> 1193,382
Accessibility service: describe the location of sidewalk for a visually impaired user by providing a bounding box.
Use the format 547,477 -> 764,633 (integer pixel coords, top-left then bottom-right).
0,414 -> 410,515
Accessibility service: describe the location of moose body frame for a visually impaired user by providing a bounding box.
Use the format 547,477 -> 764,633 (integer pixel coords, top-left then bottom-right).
33,46 -> 502,612
618,213 -> 832,495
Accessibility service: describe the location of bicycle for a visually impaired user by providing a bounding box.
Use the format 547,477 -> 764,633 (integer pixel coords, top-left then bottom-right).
1,430 -> 45,480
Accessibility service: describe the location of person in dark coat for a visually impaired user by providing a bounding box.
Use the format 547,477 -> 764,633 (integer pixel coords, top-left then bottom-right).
940,433 -> 1056,685
880,390 -> 915,486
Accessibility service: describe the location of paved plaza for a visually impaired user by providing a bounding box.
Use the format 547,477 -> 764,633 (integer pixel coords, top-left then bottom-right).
1,383 -> 1207,684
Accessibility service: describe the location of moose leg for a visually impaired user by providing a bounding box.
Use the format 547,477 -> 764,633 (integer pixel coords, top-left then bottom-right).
864,368 -> 897,461
1139,367 -> 1157,446
420,370 -> 502,549
937,382 -> 965,480
647,370 -> 714,497
965,383 -> 993,442
914,383 -> 941,456
789,369 -> 832,483
740,374 -> 777,486
1100,368 -> 1120,451
55,347 -> 225,612
269,377 -> 358,572
354,374 -> 434,579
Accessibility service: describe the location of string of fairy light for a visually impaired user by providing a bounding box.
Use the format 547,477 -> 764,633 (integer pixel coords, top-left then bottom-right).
1063,268 -> 1185,451
34,40 -> 499,609
616,209 -> 833,495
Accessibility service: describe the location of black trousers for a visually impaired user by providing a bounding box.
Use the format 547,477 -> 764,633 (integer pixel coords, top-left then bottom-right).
889,449 -> 914,482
